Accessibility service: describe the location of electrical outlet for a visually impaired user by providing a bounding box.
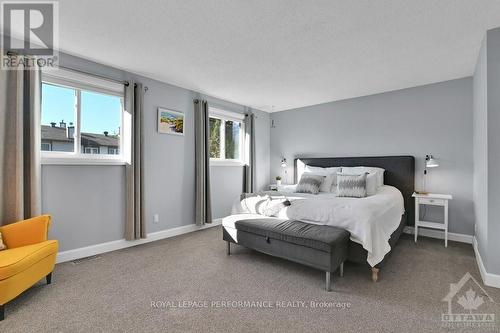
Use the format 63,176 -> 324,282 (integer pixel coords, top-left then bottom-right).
153,214 -> 160,224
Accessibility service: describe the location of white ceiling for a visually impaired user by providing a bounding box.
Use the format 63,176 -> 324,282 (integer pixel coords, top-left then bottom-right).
54,1 -> 500,111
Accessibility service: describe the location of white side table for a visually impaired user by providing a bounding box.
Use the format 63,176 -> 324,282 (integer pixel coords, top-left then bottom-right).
412,193 -> 453,247
268,184 -> 278,191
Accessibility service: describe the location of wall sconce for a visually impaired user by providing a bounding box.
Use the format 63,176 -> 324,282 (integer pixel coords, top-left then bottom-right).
420,154 -> 439,194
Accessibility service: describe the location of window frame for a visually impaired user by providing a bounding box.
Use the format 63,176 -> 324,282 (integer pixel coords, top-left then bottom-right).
208,107 -> 245,167
41,69 -> 126,165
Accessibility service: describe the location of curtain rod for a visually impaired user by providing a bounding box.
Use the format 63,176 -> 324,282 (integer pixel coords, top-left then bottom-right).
6,50 -> 130,86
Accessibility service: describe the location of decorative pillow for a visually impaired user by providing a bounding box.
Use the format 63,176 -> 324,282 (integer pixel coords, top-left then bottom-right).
0,232 -> 6,251
296,174 -> 325,194
341,167 -> 384,187
337,173 -> 368,198
305,173 -> 335,192
304,166 -> 342,188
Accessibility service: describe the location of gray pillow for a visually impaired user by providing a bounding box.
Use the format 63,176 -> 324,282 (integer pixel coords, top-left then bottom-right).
296,174 -> 325,194
337,173 -> 368,198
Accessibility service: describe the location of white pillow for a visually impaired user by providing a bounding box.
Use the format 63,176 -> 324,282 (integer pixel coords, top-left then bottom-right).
304,166 -> 342,190
341,166 -> 384,187
366,173 -> 378,196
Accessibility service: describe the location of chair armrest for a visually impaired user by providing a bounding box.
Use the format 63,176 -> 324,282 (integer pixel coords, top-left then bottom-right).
0,215 -> 51,249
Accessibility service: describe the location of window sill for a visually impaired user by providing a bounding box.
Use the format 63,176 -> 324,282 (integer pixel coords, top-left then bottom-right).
41,157 -> 126,166
210,160 -> 245,167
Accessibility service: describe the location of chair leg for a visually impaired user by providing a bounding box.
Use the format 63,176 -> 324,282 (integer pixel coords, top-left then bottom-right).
46,272 -> 52,285
325,271 -> 332,292
339,262 -> 344,277
0,304 -> 4,321
226,242 -> 230,255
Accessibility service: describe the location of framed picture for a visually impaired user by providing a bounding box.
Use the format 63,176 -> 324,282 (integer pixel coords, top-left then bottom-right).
158,108 -> 185,136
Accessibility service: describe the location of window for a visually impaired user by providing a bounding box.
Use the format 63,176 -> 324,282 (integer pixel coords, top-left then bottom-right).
41,142 -> 51,151
41,68 -> 127,164
209,107 -> 245,165
84,147 -> 99,154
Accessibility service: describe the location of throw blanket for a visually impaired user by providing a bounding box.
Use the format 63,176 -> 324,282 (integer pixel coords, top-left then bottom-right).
231,186 -> 404,266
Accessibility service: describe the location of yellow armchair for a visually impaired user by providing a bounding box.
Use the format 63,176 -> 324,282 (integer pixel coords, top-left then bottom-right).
0,215 -> 58,321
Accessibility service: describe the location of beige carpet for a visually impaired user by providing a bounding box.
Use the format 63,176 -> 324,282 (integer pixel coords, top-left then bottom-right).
2,227 -> 499,333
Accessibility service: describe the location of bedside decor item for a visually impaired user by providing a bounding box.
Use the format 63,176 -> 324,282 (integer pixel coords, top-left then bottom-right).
418,154 -> 439,194
281,158 -> 287,168
158,108 -> 184,135
275,176 -> 282,186
413,192 -> 452,247
280,157 -> 288,183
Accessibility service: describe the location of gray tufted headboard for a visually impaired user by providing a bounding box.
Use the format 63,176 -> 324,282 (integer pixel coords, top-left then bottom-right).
294,156 -> 415,226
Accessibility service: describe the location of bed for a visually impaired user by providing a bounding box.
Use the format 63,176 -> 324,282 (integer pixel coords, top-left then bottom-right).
225,155 -> 415,281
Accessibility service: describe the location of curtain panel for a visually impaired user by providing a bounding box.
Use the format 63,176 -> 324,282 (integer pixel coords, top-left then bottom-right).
125,83 -> 145,240
0,57 -> 42,226
194,99 -> 212,225
244,113 -> 255,193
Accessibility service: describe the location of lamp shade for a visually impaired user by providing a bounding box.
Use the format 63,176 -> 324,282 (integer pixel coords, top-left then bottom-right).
280,158 -> 287,168
426,155 -> 439,168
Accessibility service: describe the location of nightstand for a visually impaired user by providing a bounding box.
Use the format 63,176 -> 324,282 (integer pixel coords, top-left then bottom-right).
269,184 -> 278,191
412,193 -> 453,247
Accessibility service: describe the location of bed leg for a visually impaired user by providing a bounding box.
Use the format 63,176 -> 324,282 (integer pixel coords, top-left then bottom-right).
226,241 -> 230,255
339,262 -> 344,277
371,267 -> 379,282
325,272 -> 332,291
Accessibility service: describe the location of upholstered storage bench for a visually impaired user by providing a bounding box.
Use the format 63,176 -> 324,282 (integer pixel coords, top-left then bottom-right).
223,217 -> 349,291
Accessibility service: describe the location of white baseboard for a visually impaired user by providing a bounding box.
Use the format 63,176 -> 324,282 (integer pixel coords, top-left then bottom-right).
403,226 -> 473,244
472,237 -> 500,288
56,219 -> 222,264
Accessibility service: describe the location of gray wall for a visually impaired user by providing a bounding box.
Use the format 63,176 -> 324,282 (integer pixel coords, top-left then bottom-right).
270,78 -> 474,235
43,53 -> 270,251
487,28 -> 500,275
473,36 -> 489,267
473,27 -> 500,275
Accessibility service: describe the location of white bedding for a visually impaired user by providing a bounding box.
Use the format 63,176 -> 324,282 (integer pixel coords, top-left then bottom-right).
228,185 -> 405,267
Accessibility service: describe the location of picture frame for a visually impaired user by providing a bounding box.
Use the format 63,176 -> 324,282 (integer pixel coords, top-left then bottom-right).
157,108 -> 185,136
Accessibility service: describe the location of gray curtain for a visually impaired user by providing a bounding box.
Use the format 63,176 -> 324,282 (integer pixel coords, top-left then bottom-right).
244,113 -> 255,193
194,99 -> 212,225
0,57 -> 42,226
125,83 -> 145,240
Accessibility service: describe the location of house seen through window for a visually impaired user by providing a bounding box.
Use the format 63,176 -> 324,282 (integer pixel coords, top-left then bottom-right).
41,69 -> 125,162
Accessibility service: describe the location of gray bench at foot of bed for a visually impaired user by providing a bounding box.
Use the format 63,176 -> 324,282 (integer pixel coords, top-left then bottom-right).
223,218 -> 350,291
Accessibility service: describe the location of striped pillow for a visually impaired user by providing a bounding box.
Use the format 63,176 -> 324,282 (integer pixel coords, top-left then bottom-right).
296,174 -> 325,194
337,173 -> 368,198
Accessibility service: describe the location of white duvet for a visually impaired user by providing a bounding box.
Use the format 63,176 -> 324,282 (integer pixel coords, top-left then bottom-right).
228,185 -> 405,267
